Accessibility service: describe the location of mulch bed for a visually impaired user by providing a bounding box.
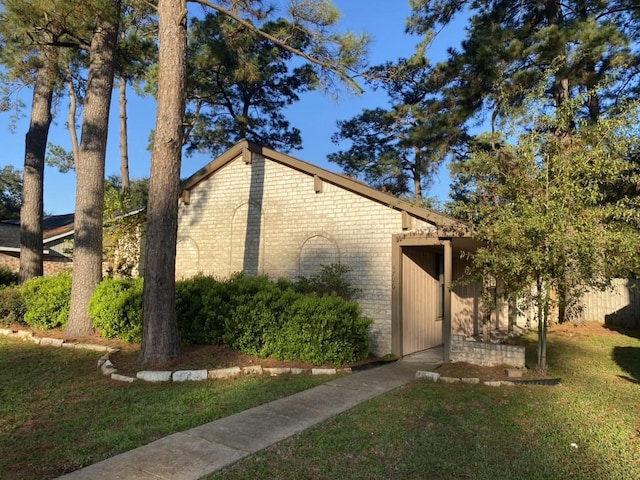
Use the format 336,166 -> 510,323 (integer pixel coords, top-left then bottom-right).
11,321 -> 613,379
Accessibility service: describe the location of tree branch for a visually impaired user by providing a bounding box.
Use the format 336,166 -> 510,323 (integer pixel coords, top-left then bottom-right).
189,0 -> 363,92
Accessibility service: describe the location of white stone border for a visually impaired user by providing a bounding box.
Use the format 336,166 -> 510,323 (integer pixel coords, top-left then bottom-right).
1,327 -> 352,384
123,365 -> 352,383
0,328 -> 119,353
415,370 -> 515,387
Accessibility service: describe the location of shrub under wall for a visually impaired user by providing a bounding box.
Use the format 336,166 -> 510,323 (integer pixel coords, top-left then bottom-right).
223,276 -> 301,357
0,267 -> 18,287
89,278 -> 144,343
0,286 -> 26,326
175,274 -> 232,345
12,271 -> 371,366
21,272 -> 72,329
273,294 -> 371,365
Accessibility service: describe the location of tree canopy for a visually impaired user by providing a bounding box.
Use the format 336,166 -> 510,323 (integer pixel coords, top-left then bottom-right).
329,59 -> 466,201
184,12 -> 318,156
450,83 -> 640,371
402,1 -> 640,370
0,165 -> 21,220
408,0 -> 640,125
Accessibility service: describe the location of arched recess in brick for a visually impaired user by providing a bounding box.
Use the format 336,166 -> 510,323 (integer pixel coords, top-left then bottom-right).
175,237 -> 200,279
230,201 -> 265,276
298,234 -> 340,277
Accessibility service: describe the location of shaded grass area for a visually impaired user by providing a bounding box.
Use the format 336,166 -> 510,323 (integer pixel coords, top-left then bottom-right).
0,337 -> 328,480
207,324 -> 640,480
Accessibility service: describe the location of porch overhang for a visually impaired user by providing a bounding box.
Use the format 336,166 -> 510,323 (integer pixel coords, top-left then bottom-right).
391,232 -> 480,362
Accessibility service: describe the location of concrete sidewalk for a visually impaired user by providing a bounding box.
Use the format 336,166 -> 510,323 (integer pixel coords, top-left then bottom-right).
58,349 -> 442,480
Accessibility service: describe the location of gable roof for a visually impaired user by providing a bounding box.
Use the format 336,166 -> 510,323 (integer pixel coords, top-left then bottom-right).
180,140 -> 468,234
0,214 -> 75,253
0,223 -> 20,252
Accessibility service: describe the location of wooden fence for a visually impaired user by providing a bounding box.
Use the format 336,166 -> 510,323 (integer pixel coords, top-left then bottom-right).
579,279 -> 640,328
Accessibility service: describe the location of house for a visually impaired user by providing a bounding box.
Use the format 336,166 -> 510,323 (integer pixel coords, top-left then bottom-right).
0,214 -> 75,275
0,209 -> 144,278
175,140 -> 525,365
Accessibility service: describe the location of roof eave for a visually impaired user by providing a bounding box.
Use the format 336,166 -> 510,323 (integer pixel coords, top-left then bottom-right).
180,140 -> 469,234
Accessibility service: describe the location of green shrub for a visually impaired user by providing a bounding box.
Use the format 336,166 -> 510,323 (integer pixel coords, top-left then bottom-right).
21,273 -> 72,329
89,278 -> 143,343
223,275 -> 300,356
0,267 -> 17,287
0,286 -> 26,326
272,294 -> 372,366
102,271 -> 372,366
295,263 -> 360,300
176,275 -> 229,345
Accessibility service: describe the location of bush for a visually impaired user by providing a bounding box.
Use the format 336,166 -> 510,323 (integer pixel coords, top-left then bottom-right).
21,273 -> 72,329
0,267 -> 17,287
89,278 -> 143,343
272,294 -> 372,366
219,273 -> 371,365
0,286 -> 26,326
83,271 -> 372,366
295,263 -> 360,300
223,276 -> 301,356
176,275 -> 229,345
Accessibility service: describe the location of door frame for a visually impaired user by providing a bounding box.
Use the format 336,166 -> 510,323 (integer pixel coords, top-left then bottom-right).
392,235 -> 452,361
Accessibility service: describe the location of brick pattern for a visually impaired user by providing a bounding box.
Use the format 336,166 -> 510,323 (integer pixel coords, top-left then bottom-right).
177,154 -> 434,355
449,334 -> 525,368
0,253 -> 71,277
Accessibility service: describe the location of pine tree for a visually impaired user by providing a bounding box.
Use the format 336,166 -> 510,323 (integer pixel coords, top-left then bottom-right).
329,59 -> 466,202
140,0 -> 368,365
184,12 -> 317,156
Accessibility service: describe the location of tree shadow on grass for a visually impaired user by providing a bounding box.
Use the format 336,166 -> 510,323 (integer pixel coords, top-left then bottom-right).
604,323 -> 640,341
612,346 -> 640,384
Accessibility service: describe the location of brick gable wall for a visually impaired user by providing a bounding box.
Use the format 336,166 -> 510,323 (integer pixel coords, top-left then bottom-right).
176,153 -> 435,355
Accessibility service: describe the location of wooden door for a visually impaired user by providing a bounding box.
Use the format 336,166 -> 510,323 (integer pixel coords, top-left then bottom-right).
402,247 -> 443,355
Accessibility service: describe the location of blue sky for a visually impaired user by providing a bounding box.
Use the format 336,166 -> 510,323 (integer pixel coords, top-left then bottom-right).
0,1 -> 467,215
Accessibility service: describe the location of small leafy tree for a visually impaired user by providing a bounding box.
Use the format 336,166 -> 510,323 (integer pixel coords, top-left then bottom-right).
451,84 -> 640,373
295,263 -> 360,300
0,166 -> 22,219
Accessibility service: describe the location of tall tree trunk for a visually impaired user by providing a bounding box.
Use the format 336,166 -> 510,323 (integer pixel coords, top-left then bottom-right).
413,148 -> 423,201
66,3 -> 120,337
66,71 -> 80,164
413,173 -> 422,202
19,48 -> 56,283
119,76 -> 131,190
139,0 -> 186,365
536,276 -> 549,374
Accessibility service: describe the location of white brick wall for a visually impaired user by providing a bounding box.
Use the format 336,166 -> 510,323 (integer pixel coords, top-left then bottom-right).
177,153 -> 435,354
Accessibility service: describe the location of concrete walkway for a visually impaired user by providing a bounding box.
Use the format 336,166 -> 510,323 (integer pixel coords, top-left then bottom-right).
58,349 -> 442,480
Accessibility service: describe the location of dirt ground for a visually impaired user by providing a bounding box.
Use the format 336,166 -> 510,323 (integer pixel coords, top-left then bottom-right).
13,325 -> 373,374
11,321 -> 620,379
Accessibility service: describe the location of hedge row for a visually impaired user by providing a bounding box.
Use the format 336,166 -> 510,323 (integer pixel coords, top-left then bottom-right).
0,273 -> 73,329
0,270 -> 371,366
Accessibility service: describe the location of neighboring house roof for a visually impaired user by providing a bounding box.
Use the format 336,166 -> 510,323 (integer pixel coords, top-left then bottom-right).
43,214 -> 76,243
0,207 -> 146,261
0,222 -> 20,253
0,213 -> 76,243
180,140 -> 469,236
0,214 -> 77,255
0,208 -> 146,251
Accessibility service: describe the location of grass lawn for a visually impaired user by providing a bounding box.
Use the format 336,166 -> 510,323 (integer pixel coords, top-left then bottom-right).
206,323 -> 640,480
0,336 -> 329,480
